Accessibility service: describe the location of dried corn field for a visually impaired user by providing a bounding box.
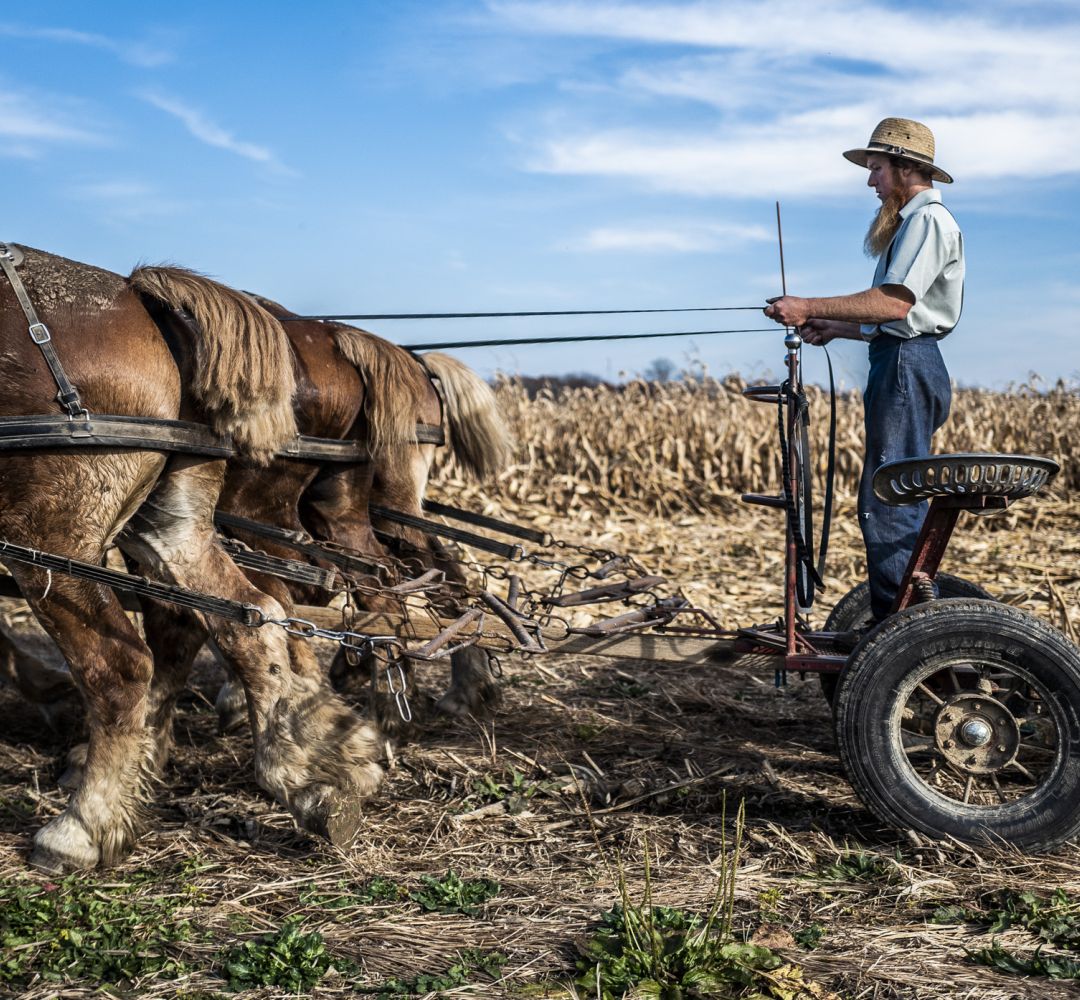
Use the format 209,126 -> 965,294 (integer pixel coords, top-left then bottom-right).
1,377 -> 1080,999
451,375 -> 1080,517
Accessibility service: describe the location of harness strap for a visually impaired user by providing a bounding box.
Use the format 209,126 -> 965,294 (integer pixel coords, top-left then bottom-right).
0,244 -> 86,419
0,536 -> 263,625
0,414 -> 443,460
213,511 -> 388,580
370,504 -> 525,561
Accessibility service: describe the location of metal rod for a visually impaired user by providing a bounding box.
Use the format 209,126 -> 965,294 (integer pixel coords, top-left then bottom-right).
776,201 -> 788,299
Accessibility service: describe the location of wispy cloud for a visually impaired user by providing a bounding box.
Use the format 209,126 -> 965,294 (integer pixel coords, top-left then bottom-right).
0,23 -> 173,68
486,0 -> 1080,195
140,93 -> 294,174
0,90 -> 106,158
67,179 -> 190,222
573,220 -> 770,252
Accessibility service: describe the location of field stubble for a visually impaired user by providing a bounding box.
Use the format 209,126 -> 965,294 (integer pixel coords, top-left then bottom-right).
0,375 -> 1079,998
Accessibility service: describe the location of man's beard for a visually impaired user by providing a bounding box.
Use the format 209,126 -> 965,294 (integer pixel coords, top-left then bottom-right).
864,188 -> 907,258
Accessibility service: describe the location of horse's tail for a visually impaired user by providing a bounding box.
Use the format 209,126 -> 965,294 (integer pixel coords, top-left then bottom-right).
419,353 -> 511,480
331,326 -> 434,457
127,266 -> 297,463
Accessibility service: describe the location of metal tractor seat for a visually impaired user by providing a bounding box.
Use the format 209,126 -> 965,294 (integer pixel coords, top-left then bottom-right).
873,453 -> 1060,508
871,454 -> 1060,615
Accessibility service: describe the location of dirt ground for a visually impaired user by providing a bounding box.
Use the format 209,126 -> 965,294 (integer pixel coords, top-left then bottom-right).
1,493 -> 1079,999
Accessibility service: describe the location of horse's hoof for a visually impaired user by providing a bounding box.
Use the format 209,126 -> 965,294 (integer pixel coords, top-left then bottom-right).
290,782 -> 367,847
437,680 -> 502,720
30,814 -> 100,873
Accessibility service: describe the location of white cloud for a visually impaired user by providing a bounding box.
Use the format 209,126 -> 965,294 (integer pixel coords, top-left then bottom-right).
0,23 -> 173,68
0,91 -> 105,157
67,179 -> 189,222
140,93 -> 294,173
486,0 -> 1080,194
574,220 -> 771,251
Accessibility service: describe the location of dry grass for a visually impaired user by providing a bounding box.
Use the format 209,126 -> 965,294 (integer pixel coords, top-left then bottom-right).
453,374 -> 1080,517
1,376 -> 1079,998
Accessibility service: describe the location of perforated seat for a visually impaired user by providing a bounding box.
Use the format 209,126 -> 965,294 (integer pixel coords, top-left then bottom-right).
872,453 -> 1059,507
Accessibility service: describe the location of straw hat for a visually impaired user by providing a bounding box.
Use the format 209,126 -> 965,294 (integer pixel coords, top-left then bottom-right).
843,117 -> 953,184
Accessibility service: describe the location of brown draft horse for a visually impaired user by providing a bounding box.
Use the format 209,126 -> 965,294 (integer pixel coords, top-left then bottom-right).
2,285 -> 511,800
0,246 -> 383,871
211,302 -> 512,733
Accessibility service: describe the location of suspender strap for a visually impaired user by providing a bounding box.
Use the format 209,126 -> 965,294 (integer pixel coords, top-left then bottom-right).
0,244 -> 87,419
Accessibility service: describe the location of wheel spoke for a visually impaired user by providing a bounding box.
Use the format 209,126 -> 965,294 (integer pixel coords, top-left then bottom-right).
990,773 -> 1007,804
948,667 -> 963,693
903,741 -> 934,755
962,775 -> 975,803
916,682 -> 945,706
1017,744 -> 1056,757
1006,760 -> 1037,783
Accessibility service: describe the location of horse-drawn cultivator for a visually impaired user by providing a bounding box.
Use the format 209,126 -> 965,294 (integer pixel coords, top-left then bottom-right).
1,240 -> 1078,875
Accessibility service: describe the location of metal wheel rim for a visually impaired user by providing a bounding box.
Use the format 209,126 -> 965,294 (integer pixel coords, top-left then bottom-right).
890,654 -> 1065,810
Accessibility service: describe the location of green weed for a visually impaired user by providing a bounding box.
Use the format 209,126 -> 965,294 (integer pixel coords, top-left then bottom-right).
375,948 -> 507,995
219,916 -> 333,992
967,941 -> 1080,979
933,888 -> 1080,979
298,875 -> 405,914
466,767 -> 561,813
0,873 -> 196,985
576,904 -> 785,998
794,923 -> 825,950
575,798 -> 830,999
757,887 -> 784,921
409,869 -> 501,915
813,851 -> 897,883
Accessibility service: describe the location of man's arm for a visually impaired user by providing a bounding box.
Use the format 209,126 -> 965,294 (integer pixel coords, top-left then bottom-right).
764,285 -> 913,328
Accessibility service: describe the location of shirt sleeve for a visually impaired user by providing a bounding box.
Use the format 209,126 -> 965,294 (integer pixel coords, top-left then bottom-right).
881,209 -> 954,302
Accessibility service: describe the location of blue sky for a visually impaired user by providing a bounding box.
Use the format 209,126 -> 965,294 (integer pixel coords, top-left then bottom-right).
4,0 -> 1078,389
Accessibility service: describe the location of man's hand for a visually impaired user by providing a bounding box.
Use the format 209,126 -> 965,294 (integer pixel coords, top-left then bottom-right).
801,319 -> 843,346
763,295 -> 811,328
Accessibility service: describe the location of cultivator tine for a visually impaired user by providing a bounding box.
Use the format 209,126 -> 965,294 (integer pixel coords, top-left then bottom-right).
405,607 -> 486,661
385,567 -> 445,595
542,575 -> 666,608
479,591 -> 546,653
590,557 -> 632,579
573,596 -> 688,636
506,574 -> 521,610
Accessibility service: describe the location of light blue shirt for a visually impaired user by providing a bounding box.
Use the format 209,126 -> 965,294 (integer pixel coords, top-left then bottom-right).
861,189 -> 964,341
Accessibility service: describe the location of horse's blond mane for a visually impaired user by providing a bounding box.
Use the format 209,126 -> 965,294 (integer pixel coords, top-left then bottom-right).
128,266 -> 297,463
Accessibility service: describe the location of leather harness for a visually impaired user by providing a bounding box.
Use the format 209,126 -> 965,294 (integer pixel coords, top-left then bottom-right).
0,242 -> 444,461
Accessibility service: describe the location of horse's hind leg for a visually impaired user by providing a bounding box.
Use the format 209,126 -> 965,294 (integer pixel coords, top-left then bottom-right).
139,601 -> 211,770
120,457 -> 383,844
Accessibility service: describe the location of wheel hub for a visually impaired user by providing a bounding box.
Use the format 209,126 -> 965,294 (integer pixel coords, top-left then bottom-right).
934,692 -> 1019,774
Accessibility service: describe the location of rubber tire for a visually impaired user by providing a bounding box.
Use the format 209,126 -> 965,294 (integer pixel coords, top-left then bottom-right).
833,599 -> 1080,852
819,573 -> 993,706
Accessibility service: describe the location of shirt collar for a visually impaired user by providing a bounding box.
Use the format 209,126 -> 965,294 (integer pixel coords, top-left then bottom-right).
900,188 -> 941,219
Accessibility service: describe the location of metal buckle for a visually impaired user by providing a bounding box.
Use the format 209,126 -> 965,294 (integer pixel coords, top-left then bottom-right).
29,323 -> 51,344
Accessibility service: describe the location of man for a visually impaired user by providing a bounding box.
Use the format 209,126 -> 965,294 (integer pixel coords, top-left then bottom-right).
764,117 -> 963,623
